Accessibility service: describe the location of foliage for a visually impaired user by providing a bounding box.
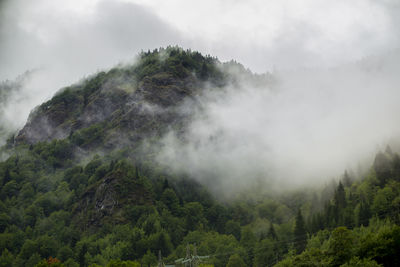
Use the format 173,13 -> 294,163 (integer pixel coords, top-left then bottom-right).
0,48 -> 400,267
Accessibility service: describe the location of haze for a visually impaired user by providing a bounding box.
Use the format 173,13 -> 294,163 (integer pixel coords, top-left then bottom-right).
1,0 -> 400,190
158,53 -> 400,194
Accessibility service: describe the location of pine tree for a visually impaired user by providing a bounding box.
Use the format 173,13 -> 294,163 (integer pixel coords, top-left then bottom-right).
358,201 -> 371,226
335,181 -> 346,210
374,152 -> 392,186
392,154 -> 400,180
334,181 -> 347,225
294,209 -> 307,254
310,213 -> 324,233
78,243 -> 87,267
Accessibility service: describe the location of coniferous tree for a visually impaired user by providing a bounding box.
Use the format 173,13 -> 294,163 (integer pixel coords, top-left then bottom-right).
358,201 -> 371,226
241,227 -> 257,266
294,209 -> 307,254
325,202 -> 337,228
374,152 -> 392,186
310,213 -> 324,233
335,181 -> 346,210
392,154 -> 400,180
78,243 -> 87,267
334,181 -> 347,225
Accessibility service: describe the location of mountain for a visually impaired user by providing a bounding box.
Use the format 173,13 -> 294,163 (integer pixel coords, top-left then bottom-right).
15,47 -> 228,146
0,47 -> 400,267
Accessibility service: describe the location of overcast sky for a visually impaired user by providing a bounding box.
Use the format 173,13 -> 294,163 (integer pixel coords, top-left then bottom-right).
1,0 -> 400,81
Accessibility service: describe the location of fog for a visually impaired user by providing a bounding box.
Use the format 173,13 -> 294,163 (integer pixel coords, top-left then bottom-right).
132,0 -> 400,72
1,0 -> 400,192
157,52 -> 400,194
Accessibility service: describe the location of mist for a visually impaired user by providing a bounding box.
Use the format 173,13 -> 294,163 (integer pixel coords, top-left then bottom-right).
157,51 -> 400,195
2,0 -> 400,193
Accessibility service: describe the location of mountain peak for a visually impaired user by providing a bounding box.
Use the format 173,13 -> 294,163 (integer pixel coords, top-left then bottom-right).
15,47 -> 227,146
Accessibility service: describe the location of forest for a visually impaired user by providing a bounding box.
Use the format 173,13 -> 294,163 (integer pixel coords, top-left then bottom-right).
0,48 -> 399,267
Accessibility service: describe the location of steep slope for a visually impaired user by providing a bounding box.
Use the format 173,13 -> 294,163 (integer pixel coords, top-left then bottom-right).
1,48 -> 400,267
16,47 -> 226,148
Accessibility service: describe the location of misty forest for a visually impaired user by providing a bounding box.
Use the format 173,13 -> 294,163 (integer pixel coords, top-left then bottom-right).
1,1 -> 400,267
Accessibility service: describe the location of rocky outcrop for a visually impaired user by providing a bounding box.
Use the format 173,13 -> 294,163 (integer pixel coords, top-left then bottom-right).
73,168 -> 153,229
16,67 -> 202,148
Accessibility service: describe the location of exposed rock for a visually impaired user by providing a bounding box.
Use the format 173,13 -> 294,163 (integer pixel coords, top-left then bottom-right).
73,168 -> 153,229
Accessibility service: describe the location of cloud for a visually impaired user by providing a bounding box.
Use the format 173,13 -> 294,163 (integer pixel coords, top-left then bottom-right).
1,0 -> 400,195
129,0 -> 400,72
0,0 -> 183,80
157,51 -> 400,196
2,0 -> 399,79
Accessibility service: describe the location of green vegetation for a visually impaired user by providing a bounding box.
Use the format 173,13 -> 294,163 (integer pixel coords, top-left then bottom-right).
2,139 -> 400,267
15,46 -> 240,147
0,48 -> 399,266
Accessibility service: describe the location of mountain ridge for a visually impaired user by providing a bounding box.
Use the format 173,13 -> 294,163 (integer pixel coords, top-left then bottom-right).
0,47 -> 399,267
15,47 -> 229,147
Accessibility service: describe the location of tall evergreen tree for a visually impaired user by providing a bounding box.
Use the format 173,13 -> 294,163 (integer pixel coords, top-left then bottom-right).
334,181 -> 347,225
310,213 -> 324,233
392,154 -> 400,180
335,181 -> 346,210
78,243 -> 87,267
374,152 -> 392,186
358,201 -> 371,226
294,209 -> 307,254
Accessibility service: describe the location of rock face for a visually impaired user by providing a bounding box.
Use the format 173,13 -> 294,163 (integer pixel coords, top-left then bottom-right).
74,163 -> 153,229
16,48 -> 224,148
13,48 -> 231,228
13,48 -> 235,228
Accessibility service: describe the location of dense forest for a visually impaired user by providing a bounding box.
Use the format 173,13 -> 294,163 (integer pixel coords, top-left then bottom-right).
0,47 -> 399,267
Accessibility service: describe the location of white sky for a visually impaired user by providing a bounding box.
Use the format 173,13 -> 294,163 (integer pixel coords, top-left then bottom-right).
115,0 -> 399,71
1,0 -> 399,80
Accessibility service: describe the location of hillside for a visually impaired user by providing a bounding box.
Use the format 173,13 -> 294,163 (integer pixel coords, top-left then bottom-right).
15,48 -> 224,145
0,48 -> 399,267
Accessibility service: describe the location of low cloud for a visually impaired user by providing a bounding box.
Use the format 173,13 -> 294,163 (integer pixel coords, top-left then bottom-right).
157,51 -> 400,195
